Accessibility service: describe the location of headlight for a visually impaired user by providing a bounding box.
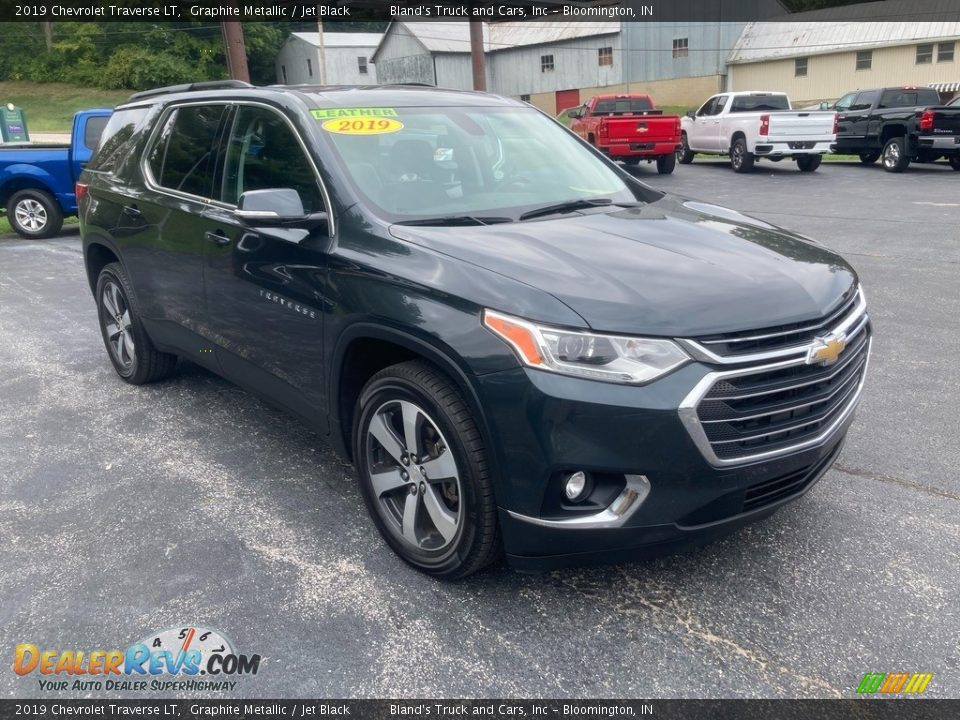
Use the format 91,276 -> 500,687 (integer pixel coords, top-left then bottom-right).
483,310 -> 689,384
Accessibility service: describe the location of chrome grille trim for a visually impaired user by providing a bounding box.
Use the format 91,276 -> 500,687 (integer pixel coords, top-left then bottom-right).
697,289 -> 860,346
678,289 -> 867,366
678,335 -> 871,467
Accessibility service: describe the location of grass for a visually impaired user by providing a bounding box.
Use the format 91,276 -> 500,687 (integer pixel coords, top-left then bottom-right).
0,82 -> 131,132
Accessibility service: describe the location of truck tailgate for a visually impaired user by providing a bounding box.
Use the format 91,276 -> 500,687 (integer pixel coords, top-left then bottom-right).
931,108 -> 960,136
767,111 -> 835,138
604,115 -> 678,143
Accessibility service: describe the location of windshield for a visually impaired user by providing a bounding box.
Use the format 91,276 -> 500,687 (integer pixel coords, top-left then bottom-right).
730,95 -> 790,112
313,105 -> 637,221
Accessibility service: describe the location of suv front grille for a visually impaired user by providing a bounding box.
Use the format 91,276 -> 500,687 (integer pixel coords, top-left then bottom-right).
694,323 -> 870,462
693,287 -> 861,358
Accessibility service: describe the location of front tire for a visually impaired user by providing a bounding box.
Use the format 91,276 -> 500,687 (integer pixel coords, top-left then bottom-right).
656,153 -> 676,174
796,155 -> 822,172
677,133 -> 694,164
95,263 -> 178,384
6,189 -> 63,239
730,138 -> 754,173
354,360 -> 501,579
881,137 -> 910,173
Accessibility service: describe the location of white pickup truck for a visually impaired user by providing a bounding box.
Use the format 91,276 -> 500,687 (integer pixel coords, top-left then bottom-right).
678,91 -> 837,173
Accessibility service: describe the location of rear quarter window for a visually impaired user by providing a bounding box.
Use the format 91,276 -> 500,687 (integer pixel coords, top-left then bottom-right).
87,108 -> 150,174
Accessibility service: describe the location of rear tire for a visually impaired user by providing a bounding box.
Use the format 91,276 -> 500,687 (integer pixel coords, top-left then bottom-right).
677,133 -> 694,164
881,137 -> 910,173
796,155 -> 822,172
656,153 -> 676,174
354,360 -> 501,579
6,189 -> 63,239
95,262 -> 178,384
730,138 -> 754,173
948,155 -> 960,171
858,152 -> 880,164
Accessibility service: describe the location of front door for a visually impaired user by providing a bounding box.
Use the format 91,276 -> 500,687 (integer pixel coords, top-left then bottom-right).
203,104 -> 332,429
687,96 -> 719,151
556,89 -> 580,114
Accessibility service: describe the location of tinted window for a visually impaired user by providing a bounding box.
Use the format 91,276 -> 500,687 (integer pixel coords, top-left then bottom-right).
712,96 -> 728,114
696,97 -> 717,116
148,105 -> 225,198
850,90 -> 879,111
879,88 -> 940,108
87,108 -> 149,174
730,95 -> 790,112
83,115 -> 110,151
220,106 -> 322,212
592,98 -> 652,115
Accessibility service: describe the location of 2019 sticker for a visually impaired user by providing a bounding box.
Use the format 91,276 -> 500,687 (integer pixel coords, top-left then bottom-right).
321,116 -> 404,135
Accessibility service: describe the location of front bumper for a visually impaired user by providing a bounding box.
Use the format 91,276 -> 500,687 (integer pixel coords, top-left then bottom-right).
473,330 -> 867,571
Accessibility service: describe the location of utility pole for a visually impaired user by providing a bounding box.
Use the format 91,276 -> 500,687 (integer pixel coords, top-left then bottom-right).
469,20 -> 485,91
316,14 -> 327,84
221,21 -> 250,83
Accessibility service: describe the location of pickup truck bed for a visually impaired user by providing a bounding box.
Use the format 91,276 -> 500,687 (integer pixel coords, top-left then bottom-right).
1,109 -> 111,238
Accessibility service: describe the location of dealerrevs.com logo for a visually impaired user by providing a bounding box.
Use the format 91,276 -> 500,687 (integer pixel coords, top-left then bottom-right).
14,626 -> 261,692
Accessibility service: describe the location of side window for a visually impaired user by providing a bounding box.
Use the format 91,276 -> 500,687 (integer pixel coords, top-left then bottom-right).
712,96 -> 728,114
696,97 -> 717,117
87,108 -> 149,174
220,106 -> 323,213
148,105 -> 225,198
850,91 -> 878,111
833,92 -> 857,112
83,116 -> 110,152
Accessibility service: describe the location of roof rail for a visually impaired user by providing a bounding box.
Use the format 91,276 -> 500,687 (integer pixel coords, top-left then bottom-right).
126,80 -> 254,103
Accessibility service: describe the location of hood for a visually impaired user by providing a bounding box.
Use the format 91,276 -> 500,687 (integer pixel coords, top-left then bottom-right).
389,195 -> 857,337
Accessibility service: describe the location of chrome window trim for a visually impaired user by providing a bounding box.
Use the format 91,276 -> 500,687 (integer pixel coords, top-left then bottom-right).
139,99 -> 335,235
677,289 -> 867,365
678,336 -> 871,467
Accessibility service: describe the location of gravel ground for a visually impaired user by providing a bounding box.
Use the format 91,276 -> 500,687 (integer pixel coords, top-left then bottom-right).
1,159 -> 958,699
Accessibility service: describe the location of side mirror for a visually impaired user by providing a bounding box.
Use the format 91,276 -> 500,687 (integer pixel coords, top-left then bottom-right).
686,110 -> 696,119
819,101 -> 831,110
568,109 -> 581,119
236,188 -> 328,232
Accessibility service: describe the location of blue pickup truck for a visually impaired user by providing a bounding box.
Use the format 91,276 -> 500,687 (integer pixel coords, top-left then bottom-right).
0,109 -> 112,238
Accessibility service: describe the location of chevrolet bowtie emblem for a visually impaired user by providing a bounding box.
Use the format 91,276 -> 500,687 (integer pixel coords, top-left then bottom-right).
636,124 -> 648,133
807,334 -> 847,366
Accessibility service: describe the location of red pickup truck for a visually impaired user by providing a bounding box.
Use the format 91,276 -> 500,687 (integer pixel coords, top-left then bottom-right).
568,94 -> 682,174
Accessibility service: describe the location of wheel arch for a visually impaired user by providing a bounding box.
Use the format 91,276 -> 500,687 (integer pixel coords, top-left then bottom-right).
329,323 -> 499,478
1,177 -> 59,209
83,239 -> 122,294
880,125 -> 906,145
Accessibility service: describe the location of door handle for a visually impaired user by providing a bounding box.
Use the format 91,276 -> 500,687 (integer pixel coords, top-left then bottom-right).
121,205 -> 142,218
205,230 -> 232,247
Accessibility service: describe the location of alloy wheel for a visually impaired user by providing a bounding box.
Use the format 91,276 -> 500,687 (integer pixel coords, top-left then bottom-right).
100,280 -> 135,371
732,144 -> 742,169
14,198 -> 47,233
883,143 -> 900,168
365,399 -> 462,553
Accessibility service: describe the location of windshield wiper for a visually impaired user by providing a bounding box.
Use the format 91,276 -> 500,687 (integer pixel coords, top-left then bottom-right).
394,215 -> 512,227
518,198 -> 641,222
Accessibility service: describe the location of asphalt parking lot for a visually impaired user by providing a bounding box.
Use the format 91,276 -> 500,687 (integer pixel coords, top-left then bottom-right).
1,159 -> 959,699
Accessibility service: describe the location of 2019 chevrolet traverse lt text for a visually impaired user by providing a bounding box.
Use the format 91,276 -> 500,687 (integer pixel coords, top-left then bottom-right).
79,82 -> 871,578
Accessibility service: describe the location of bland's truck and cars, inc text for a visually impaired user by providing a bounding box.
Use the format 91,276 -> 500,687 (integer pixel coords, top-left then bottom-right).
77,81 -> 870,578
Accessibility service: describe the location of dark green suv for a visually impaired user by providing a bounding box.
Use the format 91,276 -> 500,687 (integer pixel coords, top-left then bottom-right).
79,81 -> 871,578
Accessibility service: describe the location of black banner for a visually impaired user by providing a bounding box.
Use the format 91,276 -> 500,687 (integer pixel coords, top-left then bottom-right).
2,700 -> 960,719
1,0 -> 959,24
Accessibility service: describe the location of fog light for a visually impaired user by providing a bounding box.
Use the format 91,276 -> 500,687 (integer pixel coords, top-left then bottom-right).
563,471 -> 589,501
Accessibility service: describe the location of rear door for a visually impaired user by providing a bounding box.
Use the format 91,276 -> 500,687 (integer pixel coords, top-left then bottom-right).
130,103 -> 230,350
202,103 -> 333,425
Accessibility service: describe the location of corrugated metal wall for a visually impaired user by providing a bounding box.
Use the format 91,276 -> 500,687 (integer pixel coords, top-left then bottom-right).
623,22 -> 746,82
730,42 -> 960,105
275,37 -> 377,85
373,30 -> 436,85
489,34 -> 623,97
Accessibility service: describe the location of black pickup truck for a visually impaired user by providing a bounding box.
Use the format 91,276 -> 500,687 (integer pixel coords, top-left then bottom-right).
826,86 -> 960,172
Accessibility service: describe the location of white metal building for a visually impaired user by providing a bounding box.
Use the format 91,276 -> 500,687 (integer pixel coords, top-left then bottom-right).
728,1 -> 960,104
275,32 -> 383,86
